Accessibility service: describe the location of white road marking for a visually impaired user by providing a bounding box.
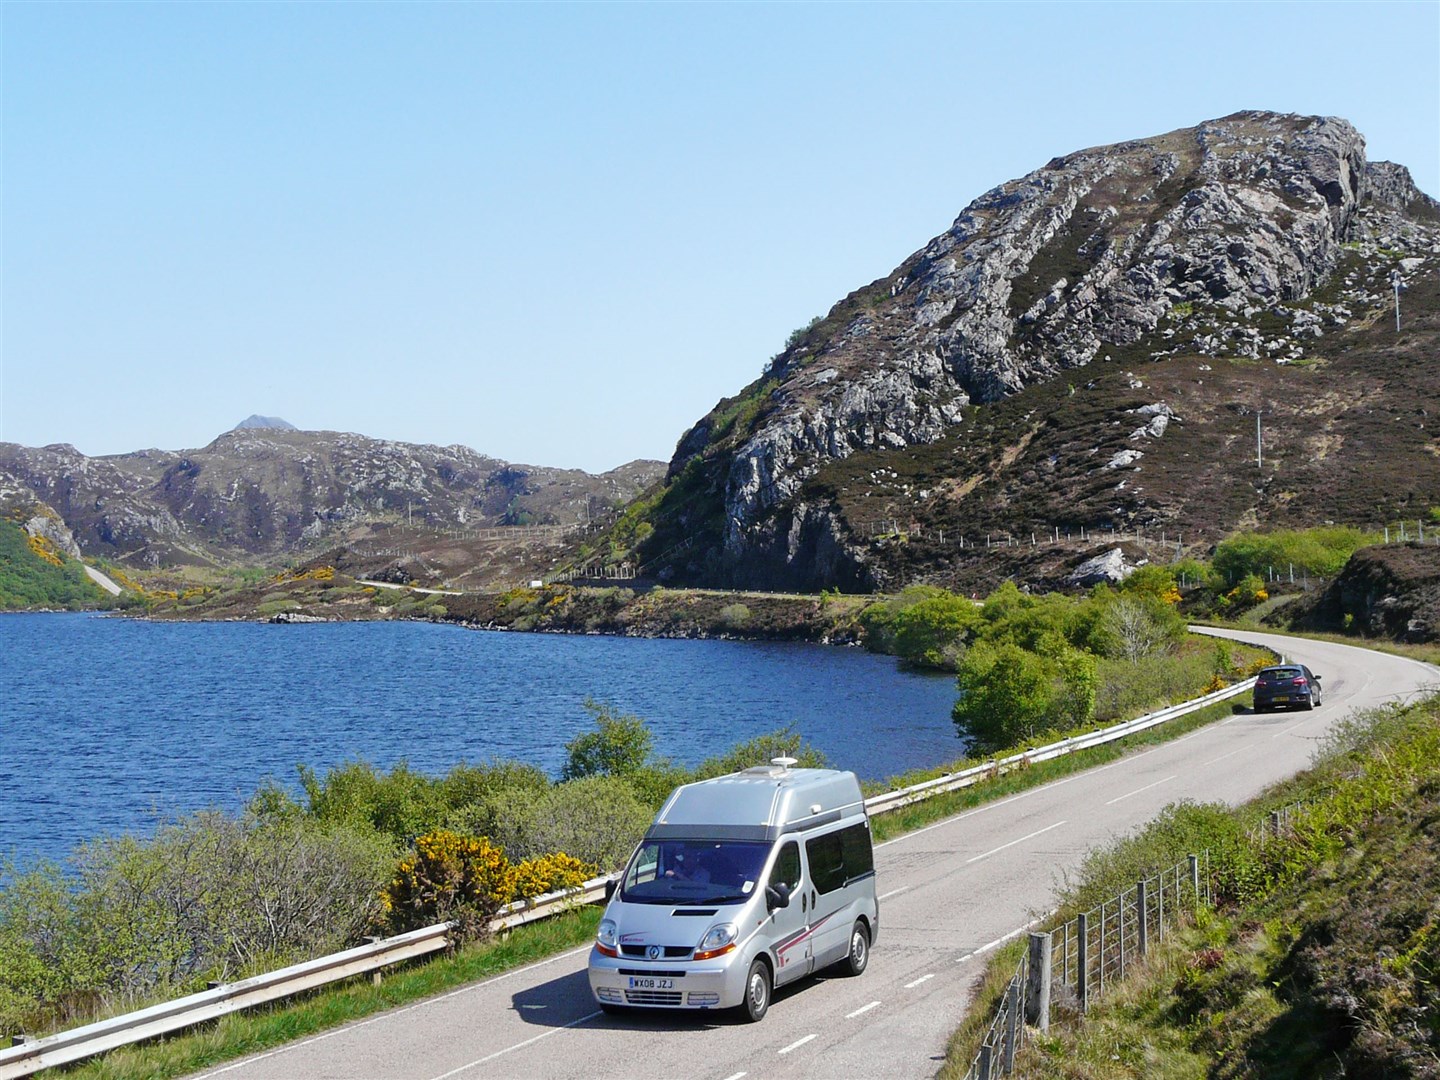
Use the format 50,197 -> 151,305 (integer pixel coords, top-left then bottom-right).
195,946 -> 597,1078
966,820 -> 1067,863
721,1073 -> 747,1080
845,1001 -> 882,1018
955,914 -> 1051,963
1105,774 -> 1177,806
1272,720 -> 1312,739
877,734 -> 1205,852
1201,747 -> 1245,767
904,973 -> 935,988
778,1033 -> 818,1055
427,1010 -> 602,1078
877,886 -> 910,901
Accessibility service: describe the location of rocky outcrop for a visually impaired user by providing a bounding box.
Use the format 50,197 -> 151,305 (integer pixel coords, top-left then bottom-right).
1294,543 -> 1440,642
662,111 -> 1439,586
0,432 -> 665,564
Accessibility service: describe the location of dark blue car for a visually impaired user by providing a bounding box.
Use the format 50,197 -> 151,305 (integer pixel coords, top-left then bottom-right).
1253,664 -> 1323,712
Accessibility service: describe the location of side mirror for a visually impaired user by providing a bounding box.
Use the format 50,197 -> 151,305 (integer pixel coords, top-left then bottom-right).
1312,674 -> 1322,682
765,883 -> 791,912
604,878 -> 618,902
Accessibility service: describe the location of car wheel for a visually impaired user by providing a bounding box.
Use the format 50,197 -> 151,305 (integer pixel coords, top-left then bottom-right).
739,958 -> 771,1022
1305,690 -> 1316,710
838,920 -> 870,977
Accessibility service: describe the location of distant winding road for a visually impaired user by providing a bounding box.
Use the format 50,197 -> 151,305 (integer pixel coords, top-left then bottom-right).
195,629 -> 1438,1080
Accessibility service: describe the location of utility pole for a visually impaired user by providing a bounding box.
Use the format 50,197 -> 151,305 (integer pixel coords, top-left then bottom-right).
1256,410 -> 1263,470
1392,270 -> 1403,332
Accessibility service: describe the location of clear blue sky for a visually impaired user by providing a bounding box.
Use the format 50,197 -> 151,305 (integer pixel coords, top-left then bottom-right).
4,1 -> 1437,472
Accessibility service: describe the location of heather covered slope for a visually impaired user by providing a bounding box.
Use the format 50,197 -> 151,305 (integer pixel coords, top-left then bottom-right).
616,111 -> 1439,593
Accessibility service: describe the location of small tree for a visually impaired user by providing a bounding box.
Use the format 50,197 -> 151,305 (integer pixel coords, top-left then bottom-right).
952,643 -> 1054,751
562,701 -> 654,782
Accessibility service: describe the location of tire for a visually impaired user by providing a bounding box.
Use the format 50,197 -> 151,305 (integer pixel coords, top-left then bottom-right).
1305,690 -> 1316,711
739,958 -> 771,1022
838,920 -> 870,977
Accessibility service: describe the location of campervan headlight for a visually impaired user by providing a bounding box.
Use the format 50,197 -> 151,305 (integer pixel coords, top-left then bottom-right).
693,922 -> 738,961
595,919 -> 619,956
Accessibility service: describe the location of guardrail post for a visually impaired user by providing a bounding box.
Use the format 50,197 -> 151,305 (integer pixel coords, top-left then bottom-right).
9,1035 -> 27,1048
1188,854 -> 1200,913
1137,879 -> 1148,958
1003,979 -> 1020,1072
1026,932 -> 1051,1031
1076,912 -> 1088,1013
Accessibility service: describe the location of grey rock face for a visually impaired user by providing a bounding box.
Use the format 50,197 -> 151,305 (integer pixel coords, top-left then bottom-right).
672,111 -> 1437,580
1066,548 -> 1141,587
0,433 -> 665,562
24,512 -> 83,560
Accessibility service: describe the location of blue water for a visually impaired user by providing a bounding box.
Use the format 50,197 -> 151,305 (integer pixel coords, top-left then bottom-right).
0,613 -> 963,867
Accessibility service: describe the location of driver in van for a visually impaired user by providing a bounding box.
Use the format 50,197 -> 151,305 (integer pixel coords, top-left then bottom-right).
664,850 -> 711,883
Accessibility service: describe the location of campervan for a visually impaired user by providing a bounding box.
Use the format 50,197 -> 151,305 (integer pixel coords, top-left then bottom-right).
587,758 -> 878,1022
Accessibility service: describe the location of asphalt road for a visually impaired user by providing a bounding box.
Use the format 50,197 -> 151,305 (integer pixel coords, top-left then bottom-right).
196,629 -> 1439,1080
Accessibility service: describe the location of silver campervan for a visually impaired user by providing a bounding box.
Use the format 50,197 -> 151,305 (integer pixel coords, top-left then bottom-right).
587,758 -> 878,1022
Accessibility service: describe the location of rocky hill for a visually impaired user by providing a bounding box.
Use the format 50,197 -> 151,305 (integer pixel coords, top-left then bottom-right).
1285,541 -> 1440,642
621,111 -> 1440,592
0,430 -> 664,569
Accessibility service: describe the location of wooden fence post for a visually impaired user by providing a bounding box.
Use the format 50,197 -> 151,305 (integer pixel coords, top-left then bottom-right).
1026,932 -> 1051,1031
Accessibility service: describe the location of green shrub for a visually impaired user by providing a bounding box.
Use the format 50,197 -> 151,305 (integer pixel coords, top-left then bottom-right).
561,701 -> 656,782
0,814 -> 391,1034
952,641 -> 1094,751
1213,526 -> 1379,581
488,776 -> 651,871
717,603 -> 751,629
694,726 -> 827,778
890,592 -> 981,669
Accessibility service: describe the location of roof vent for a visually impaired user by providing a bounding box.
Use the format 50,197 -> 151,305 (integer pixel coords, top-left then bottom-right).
771,757 -> 798,771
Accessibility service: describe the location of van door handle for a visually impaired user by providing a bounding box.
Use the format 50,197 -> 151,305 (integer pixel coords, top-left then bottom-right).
811,889 -> 817,909
801,892 -> 807,913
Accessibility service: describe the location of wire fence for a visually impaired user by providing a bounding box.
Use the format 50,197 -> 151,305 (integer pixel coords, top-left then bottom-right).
960,795 -> 1325,1078
959,851 -> 1212,1080
965,949 -> 1032,1080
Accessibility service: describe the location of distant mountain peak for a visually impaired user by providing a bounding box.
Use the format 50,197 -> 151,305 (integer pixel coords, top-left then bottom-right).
232,415 -> 297,431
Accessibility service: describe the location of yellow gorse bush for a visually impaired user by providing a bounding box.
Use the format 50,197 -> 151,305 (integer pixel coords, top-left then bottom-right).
511,852 -> 596,901
27,534 -> 63,568
382,832 -> 597,939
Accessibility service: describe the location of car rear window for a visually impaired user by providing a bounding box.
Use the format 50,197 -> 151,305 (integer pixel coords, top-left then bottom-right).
1260,667 -> 1302,680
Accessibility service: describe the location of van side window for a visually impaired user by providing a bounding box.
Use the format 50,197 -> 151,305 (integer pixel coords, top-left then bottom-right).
806,832 -> 845,895
806,823 -> 874,895
841,822 -> 874,879
773,841 -> 801,891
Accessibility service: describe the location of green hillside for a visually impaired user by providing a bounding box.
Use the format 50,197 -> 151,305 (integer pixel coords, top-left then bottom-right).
0,520 -> 110,610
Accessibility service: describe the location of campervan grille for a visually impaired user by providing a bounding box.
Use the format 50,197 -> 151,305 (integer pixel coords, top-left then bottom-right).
620,945 -> 693,959
626,989 -> 683,1006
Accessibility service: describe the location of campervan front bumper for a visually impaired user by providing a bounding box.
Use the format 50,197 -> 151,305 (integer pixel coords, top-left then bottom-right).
587,945 -> 748,1010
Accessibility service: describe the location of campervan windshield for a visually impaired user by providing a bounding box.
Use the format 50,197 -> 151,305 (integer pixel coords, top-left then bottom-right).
620,839 -> 771,906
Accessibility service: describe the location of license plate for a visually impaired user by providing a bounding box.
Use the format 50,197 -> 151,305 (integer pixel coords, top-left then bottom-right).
627,977 -> 674,990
